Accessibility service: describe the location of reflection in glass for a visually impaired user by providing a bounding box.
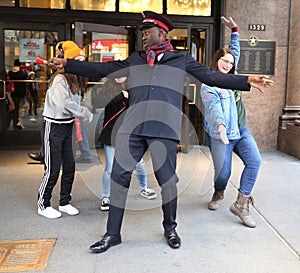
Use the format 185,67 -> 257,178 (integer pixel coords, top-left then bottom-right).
5,30 -> 58,70
5,30 -> 58,131
0,0 -> 15,7
16,0 -> 210,15
119,0 -> 162,13
167,0 -> 211,16
20,0 -> 65,8
70,0 -> 115,11
91,32 -> 128,62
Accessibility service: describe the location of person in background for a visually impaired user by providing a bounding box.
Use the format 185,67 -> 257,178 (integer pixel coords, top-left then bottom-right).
28,40 -> 93,164
74,117 -> 94,163
28,42 -> 64,163
99,77 -> 157,211
7,59 -> 27,130
37,41 -> 93,219
5,85 -> 15,124
28,142 -> 44,163
201,17 -> 261,228
55,41 -> 64,58
47,11 -> 273,253
27,71 -> 38,122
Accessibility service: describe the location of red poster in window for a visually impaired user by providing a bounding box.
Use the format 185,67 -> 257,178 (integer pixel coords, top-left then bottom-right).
101,56 -> 115,62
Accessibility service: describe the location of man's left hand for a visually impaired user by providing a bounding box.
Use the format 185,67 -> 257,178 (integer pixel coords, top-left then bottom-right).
247,75 -> 274,93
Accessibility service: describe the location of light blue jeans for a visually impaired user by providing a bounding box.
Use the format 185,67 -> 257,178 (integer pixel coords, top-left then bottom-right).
208,126 -> 261,195
101,144 -> 147,198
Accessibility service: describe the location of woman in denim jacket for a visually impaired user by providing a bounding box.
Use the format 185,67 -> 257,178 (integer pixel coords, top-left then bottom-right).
201,17 -> 261,228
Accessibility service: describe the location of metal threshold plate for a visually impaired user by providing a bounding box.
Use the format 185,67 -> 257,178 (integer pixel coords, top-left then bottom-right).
0,239 -> 56,272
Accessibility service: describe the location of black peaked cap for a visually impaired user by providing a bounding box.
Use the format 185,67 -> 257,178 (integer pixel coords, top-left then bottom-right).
141,10 -> 174,32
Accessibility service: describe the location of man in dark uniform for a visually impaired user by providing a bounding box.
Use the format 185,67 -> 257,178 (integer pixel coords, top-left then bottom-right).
47,11 -> 273,253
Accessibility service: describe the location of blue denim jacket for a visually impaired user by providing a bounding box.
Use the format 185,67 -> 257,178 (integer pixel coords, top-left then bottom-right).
201,33 -> 241,140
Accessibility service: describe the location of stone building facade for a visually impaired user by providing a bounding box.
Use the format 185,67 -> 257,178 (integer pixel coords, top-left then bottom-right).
224,0 -> 300,159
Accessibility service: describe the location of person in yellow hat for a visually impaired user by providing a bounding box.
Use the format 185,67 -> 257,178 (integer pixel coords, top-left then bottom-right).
28,41 -> 92,163
62,41 -> 85,61
37,41 -> 93,219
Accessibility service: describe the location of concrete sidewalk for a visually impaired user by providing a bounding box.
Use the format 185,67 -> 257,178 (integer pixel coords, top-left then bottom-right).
0,147 -> 300,273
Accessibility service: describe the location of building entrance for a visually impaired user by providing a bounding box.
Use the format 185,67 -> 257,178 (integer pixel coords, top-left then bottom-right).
0,22 -> 211,151
74,22 -> 210,152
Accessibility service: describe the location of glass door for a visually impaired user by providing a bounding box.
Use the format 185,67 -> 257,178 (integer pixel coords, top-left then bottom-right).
4,29 -> 59,132
168,25 -> 210,152
74,22 -> 131,148
186,25 -> 210,149
0,23 -> 65,148
74,22 -> 130,63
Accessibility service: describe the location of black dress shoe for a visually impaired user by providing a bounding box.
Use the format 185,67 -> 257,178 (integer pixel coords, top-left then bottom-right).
89,233 -> 121,253
164,229 -> 181,249
28,152 -> 44,163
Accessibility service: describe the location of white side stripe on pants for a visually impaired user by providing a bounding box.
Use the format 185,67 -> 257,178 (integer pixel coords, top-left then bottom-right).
37,120 -> 52,210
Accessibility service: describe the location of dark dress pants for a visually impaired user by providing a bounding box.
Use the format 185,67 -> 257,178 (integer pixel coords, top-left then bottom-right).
107,133 -> 179,235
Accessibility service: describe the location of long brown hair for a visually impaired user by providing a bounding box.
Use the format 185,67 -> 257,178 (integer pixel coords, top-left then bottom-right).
209,48 -> 236,74
99,77 -> 128,96
49,70 -> 88,95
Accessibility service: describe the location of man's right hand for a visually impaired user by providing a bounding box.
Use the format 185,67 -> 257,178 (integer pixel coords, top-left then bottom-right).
47,58 -> 67,70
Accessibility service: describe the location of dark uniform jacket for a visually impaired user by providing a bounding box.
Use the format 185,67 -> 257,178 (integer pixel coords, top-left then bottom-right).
66,50 -> 251,142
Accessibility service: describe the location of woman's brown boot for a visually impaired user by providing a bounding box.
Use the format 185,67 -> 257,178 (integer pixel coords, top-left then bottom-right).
208,191 -> 224,211
230,191 -> 256,228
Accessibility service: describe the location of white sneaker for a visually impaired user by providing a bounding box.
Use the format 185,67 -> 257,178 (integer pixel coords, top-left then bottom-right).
100,197 -> 110,211
38,207 -> 62,219
140,188 -> 157,200
58,204 -> 79,215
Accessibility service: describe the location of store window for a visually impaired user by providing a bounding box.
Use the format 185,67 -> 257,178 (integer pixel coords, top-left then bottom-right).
167,0 -> 211,16
3,0 -> 211,15
5,30 -> 58,130
20,0 -> 65,8
5,30 -> 58,71
0,0 -> 14,6
119,0 -> 162,13
70,0 -> 115,11
91,32 -> 128,62
88,30 -> 129,110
